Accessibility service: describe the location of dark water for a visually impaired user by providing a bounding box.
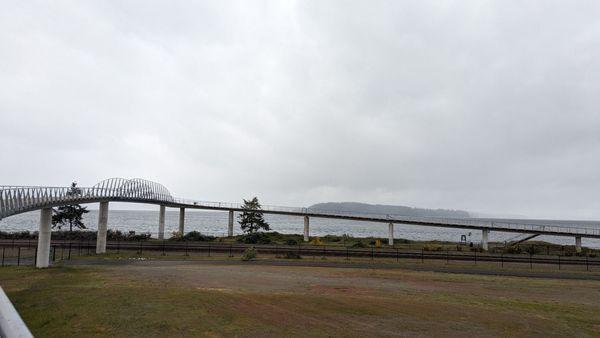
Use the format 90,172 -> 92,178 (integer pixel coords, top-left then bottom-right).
1,209 -> 599,248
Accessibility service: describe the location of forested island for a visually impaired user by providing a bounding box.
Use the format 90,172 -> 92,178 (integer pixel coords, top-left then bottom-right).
308,202 -> 470,218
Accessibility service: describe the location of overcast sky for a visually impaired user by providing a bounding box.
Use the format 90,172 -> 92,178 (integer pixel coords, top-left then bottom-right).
1,1 -> 599,219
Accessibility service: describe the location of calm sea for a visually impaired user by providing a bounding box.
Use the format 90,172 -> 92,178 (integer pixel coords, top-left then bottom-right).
1,209 -> 599,248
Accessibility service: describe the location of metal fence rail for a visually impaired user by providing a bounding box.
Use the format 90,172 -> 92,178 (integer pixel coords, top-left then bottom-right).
1,240 -> 598,271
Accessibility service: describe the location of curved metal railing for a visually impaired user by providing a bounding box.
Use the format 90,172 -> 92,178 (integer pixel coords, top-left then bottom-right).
0,178 -> 174,219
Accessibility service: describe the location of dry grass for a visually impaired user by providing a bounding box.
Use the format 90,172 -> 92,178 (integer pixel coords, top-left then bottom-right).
1,261 -> 600,337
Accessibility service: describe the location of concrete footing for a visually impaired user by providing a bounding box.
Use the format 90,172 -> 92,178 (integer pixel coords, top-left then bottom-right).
481,228 -> 490,251
304,216 -> 309,242
36,208 -> 52,268
576,236 -> 582,253
96,201 -> 109,254
388,223 -> 394,246
178,207 -> 185,235
228,210 -> 234,237
158,205 -> 166,240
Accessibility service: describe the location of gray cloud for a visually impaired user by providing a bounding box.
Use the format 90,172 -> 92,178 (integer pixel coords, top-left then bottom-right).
1,1 -> 599,219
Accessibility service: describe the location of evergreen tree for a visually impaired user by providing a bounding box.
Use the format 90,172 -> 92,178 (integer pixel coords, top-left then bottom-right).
52,204 -> 89,232
238,197 -> 270,234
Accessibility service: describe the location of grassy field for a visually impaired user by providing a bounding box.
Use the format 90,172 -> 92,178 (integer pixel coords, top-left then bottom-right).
1,260 -> 600,337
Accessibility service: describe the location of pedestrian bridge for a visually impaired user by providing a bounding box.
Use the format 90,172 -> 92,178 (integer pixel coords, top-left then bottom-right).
1,178 -> 599,268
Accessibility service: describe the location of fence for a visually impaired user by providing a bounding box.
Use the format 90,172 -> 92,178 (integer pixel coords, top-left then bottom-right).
0,239 -> 599,272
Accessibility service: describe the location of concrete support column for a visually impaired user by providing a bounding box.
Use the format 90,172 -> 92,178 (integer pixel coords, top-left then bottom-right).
388,223 -> 394,246
96,201 -> 109,254
303,216 -> 310,242
178,207 -> 185,235
228,210 -> 234,237
575,236 -> 582,253
158,205 -> 166,240
481,228 -> 490,251
36,208 -> 52,268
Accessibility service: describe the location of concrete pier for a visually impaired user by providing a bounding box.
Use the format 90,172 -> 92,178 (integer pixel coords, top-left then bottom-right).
96,201 -> 109,254
388,223 -> 394,246
481,228 -> 490,251
158,205 -> 166,240
36,208 -> 52,268
576,236 -> 582,253
304,216 -> 310,242
228,210 -> 234,237
178,207 -> 185,235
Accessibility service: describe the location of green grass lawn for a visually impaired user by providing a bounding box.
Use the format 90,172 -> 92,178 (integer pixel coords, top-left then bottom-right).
1,262 -> 600,337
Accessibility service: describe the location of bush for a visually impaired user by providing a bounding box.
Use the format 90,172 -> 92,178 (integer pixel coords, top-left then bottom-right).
311,237 -> 324,245
0,231 -> 37,240
181,231 -> 215,242
283,251 -> 302,259
53,230 -> 97,241
0,230 -> 155,241
524,245 -> 540,255
107,230 -> 151,241
351,241 -> 367,248
504,245 -> 522,254
237,232 -> 272,244
241,247 -> 257,261
323,235 -> 341,242
284,238 -> 298,246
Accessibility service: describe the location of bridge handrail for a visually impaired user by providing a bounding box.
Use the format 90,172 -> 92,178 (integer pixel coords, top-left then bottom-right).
3,184 -> 600,237
172,198 -> 600,236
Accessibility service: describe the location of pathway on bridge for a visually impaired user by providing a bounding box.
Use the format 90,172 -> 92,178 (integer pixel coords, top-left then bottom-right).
1,178 -> 599,268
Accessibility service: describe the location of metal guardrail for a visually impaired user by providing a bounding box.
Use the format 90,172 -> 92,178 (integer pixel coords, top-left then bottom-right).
0,286 -> 33,338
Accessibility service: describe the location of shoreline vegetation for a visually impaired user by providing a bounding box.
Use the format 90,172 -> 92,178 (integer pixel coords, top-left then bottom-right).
0,229 -> 597,257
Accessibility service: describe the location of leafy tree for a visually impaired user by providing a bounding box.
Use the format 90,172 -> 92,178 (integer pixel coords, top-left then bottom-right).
238,197 -> 270,234
52,204 -> 89,232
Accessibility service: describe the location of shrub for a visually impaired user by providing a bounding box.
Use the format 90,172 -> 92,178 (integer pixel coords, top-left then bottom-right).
504,245 -> 522,254
284,238 -> 298,246
181,231 -> 215,242
241,247 -> 257,261
53,230 -> 96,241
311,237 -> 324,245
524,245 -> 540,255
107,230 -> 151,241
283,251 -> 301,259
0,231 -> 37,240
237,232 -> 272,244
125,231 -> 152,241
351,241 -> 367,248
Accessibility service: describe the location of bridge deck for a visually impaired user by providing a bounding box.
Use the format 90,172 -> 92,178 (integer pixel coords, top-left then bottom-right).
1,183 -> 600,239
165,199 -> 600,239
